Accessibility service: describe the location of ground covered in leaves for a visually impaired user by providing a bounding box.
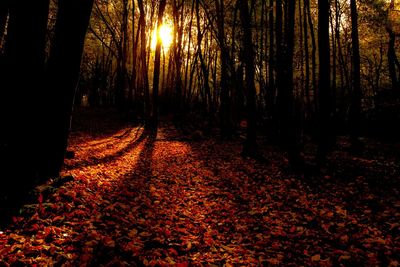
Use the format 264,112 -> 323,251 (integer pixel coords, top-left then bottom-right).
0,114 -> 399,266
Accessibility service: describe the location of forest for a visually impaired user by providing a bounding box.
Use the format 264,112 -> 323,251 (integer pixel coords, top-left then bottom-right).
0,0 -> 399,265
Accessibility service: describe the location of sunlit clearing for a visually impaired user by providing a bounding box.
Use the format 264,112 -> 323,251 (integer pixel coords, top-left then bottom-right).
151,23 -> 173,51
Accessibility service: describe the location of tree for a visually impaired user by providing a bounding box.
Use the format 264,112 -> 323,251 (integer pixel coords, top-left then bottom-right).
349,0 -> 363,151
0,0 -> 49,215
317,0 -> 333,163
387,0 -> 400,91
239,0 -> 257,157
0,1 -> 8,43
215,0 -> 233,139
149,0 -> 167,133
44,0 -> 94,177
276,0 -> 303,168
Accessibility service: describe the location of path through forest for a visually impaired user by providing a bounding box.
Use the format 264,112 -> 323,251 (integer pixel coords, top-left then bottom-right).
0,122 -> 399,266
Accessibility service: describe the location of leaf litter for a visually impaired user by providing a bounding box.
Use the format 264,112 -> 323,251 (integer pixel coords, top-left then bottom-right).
0,123 -> 399,266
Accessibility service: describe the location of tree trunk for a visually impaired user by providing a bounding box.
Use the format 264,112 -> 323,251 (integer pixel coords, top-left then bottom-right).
349,0 -> 363,151
150,0 -> 167,132
44,0 -> 94,177
196,0 -> 213,115
130,0 -> 137,109
267,0 -> 275,119
305,0 -> 317,109
303,0 -> 311,115
216,0 -> 232,139
317,0 -> 333,163
0,1 -> 8,43
387,0 -> 400,91
239,0 -> 257,157
276,0 -> 303,168
0,0 -> 49,212
138,0 -> 150,123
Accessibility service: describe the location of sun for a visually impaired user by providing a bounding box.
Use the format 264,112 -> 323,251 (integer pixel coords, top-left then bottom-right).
151,23 -> 173,50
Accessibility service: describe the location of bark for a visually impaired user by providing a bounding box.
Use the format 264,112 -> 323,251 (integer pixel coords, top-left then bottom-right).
138,0 -> 150,122
239,0 -> 257,157
196,0 -> 212,114
149,0 -> 167,132
317,0 -> 333,162
387,0 -> 400,90
0,0 -> 49,209
44,0 -> 94,177
349,0 -> 363,150
303,0 -> 311,114
0,1 -> 8,43
276,0 -> 303,168
267,0 -> 275,118
305,0 -> 317,108
215,0 -> 232,138
130,0 -> 137,108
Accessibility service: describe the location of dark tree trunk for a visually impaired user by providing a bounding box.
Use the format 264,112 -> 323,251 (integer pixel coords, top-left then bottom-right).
387,30 -> 399,90
216,0 -> 232,139
349,0 -> 363,151
276,0 -> 303,168
317,0 -> 333,163
116,0 -> 129,110
0,1 -> 8,43
196,0 -> 212,115
130,0 -> 137,109
387,0 -> 400,91
0,0 -> 49,213
239,0 -> 257,157
138,0 -> 150,123
303,0 -> 311,115
44,0 -> 94,177
150,0 -> 167,133
305,0 -> 317,109
267,0 -> 275,118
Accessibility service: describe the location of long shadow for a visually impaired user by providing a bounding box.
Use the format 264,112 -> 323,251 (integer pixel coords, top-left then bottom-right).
77,127 -> 137,149
77,130 -> 157,266
64,126 -> 147,171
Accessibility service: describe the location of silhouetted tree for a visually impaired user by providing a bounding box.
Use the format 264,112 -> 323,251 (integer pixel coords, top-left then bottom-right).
44,0 -> 94,177
349,0 -> 363,151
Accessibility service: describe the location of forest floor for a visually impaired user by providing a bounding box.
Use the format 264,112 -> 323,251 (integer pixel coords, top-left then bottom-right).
0,110 -> 399,266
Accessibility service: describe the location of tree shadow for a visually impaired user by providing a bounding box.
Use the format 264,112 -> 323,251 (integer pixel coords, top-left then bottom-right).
72,130 -> 158,266
64,126 -> 147,171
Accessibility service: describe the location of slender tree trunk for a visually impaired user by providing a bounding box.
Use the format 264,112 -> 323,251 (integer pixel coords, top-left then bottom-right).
150,0 -> 167,132
267,0 -> 275,119
239,0 -> 257,157
349,0 -> 362,150
183,0 -> 195,106
129,0 -> 137,109
303,0 -> 311,115
387,0 -> 400,91
44,0 -> 94,177
317,0 -> 333,163
387,30 -> 399,90
330,11 -> 337,121
0,1 -> 8,43
276,0 -> 303,168
172,0 -> 184,116
196,0 -> 212,115
138,0 -> 150,123
306,0 -> 317,109
216,0 -> 232,139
